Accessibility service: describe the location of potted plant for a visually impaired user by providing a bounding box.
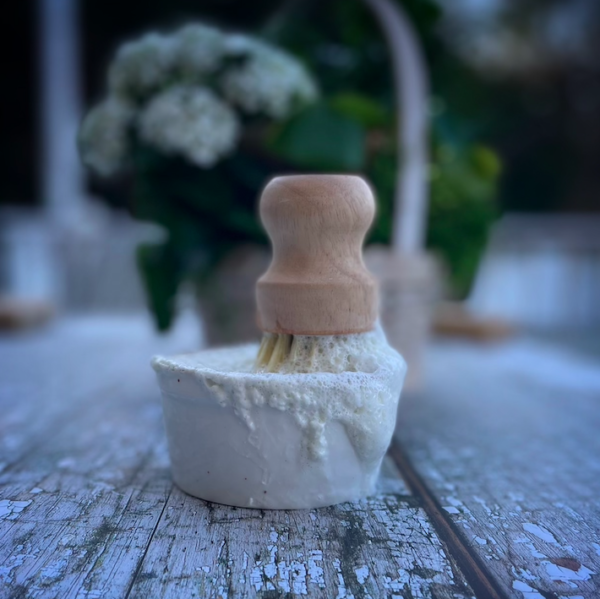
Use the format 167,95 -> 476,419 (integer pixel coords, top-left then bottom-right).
79,23 -> 318,342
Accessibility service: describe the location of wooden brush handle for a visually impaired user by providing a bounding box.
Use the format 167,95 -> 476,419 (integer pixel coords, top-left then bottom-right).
256,174 -> 378,335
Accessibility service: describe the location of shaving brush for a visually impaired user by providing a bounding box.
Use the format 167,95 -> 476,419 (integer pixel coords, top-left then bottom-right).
254,174 -> 378,372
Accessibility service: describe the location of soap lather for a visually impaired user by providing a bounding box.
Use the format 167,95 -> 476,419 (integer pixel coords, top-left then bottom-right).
152,174 -> 406,509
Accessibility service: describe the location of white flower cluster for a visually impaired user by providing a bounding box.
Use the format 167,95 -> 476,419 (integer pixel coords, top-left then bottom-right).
80,23 -> 318,175
139,85 -> 239,168
109,33 -> 177,99
175,24 -> 226,79
78,97 -> 134,176
222,40 -> 318,119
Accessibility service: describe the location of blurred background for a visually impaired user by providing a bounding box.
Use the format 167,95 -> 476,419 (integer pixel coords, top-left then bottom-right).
1,0 -> 600,385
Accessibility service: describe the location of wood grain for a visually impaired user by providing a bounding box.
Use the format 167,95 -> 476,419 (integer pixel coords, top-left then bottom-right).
256,175 -> 378,335
0,316 -> 193,598
396,337 -> 600,599
390,443 -> 506,599
128,479 -> 475,599
0,317 -> 475,598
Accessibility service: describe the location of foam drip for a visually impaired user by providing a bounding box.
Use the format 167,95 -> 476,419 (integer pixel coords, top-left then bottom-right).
152,325 -> 406,467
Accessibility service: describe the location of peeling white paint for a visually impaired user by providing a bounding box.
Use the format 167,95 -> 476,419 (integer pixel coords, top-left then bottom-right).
552,502 -> 583,523
512,580 -> 546,598
239,528 -> 330,596
355,565 -> 369,584
522,523 -> 558,545
216,584 -> 228,598
250,563 -> 263,592
473,496 -> 492,514
263,544 -> 277,582
526,543 -> 546,559
383,574 -> 404,593
0,554 -> 28,583
334,558 -> 353,599
515,567 -> 537,581
443,506 -> 460,514
40,551 -> 71,581
544,562 -> 593,581
514,536 -> 547,559
308,550 -> 325,588
291,560 -> 308,595
277,561 -> 292,593
0,499 -> 32,521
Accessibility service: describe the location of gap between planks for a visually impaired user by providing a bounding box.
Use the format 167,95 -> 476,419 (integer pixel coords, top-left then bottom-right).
389,440 -> 508,599
124,484 -> 174,599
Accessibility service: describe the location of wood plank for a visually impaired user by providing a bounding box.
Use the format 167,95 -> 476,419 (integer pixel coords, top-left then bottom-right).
0,319 -> 183,598
0,315 -> 195,472
396,337 -> 600,599
126,460 -> 474,599
0,316 -> 476,598
0,315 -> 194,598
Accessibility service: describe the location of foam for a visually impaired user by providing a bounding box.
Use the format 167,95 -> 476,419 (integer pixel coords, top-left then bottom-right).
255,328 -> 391,374
152,325 -> 406,468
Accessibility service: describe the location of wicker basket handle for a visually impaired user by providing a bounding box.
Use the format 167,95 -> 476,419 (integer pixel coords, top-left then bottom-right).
362,0 -> 430,255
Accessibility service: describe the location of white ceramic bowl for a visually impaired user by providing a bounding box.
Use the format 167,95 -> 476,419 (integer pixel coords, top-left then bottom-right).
152,342 -> 405,509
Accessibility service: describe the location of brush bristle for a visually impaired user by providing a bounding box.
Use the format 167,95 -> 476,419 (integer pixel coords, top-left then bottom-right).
253,332 -> 334,373
255,333 -> 295,372
254,329 -> 383,374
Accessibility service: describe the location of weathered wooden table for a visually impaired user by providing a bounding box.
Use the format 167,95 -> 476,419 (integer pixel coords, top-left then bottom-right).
1,316 -> 599,598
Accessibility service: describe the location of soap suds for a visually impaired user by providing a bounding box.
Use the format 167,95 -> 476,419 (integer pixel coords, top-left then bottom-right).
152,326 -> 405,466
255,330 -> 388,374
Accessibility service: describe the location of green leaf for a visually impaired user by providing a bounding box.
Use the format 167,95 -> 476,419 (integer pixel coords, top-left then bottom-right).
136,242 -> 182,331
329,92 -> 391,128
169,168 -> 233,218
269,102 -> 366,170
469,145 -> 502,180
426,141 -> 500,297
228,211 -> 265,239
